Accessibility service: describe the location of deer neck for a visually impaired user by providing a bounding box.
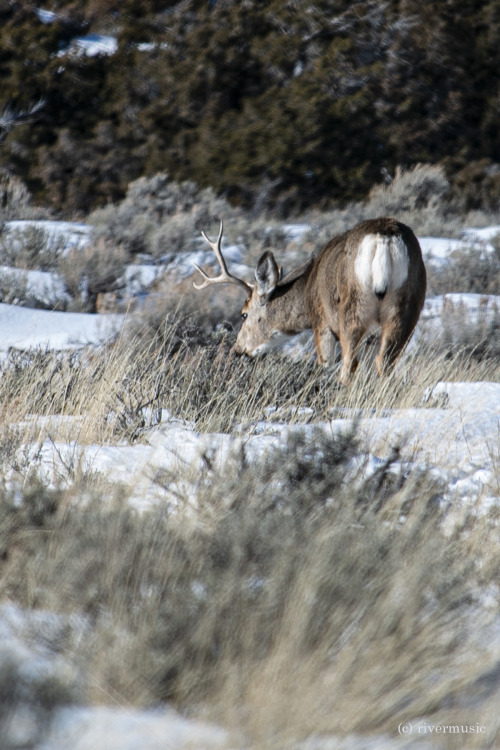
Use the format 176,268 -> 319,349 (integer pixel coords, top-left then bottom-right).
269,271 -> 312,335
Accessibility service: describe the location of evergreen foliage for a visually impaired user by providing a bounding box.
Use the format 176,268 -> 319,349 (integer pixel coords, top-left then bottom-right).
1,1 -> 500,214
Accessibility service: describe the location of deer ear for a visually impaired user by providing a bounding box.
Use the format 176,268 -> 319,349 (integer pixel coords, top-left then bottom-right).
255,251 -> 279,302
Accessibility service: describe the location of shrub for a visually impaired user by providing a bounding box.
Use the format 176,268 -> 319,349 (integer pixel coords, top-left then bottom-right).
439,297 -> 500,362
451,159 -> 500,212
0,269 -> 29,306
367,163 -> 451,215
292,163 -> 473,259
428,239 -> 500,297
0,174 -> 35,222
89,174 -> 237,258
58,238 -> 129,312
0,225 -> 62,271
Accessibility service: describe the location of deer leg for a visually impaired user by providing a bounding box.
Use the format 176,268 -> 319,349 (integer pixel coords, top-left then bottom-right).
313,326 -> 338,365
338,325 -> 365,385
375,317 -> 414,377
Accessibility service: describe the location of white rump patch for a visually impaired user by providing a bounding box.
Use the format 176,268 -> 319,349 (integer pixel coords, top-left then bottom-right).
355,234 -> 408,295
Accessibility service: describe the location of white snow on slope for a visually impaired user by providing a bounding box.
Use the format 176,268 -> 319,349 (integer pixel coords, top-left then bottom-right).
0,302 -> 123,351
44,706 -> 227,750
362,382 -> 500,507
462,225 -> 500,241
419,234 -> 495,265
422,292 -> 499,321
36,8 -> 57,24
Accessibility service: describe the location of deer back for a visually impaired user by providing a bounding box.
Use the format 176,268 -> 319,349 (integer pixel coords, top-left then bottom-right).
305,218 -> 426,337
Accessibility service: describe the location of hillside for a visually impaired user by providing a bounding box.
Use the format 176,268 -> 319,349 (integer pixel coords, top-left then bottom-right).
2,1 -> 500,214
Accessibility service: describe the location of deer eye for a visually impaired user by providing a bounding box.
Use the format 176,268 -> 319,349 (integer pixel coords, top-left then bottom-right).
241,312 -> 248,321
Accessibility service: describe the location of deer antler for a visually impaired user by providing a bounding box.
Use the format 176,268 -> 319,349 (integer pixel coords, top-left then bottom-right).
193,220 -> 253,294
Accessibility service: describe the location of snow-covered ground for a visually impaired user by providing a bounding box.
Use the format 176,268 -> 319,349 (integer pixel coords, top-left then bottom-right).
419,225 -> 499,266
59,34 -> 118,58
24,379 -> 499,519
0,218 -> 498,504
0,218 -> 499,748
0,303 -> 122,351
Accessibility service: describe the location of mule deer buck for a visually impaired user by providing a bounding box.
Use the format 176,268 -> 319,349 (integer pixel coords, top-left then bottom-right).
193,218 -> 426,384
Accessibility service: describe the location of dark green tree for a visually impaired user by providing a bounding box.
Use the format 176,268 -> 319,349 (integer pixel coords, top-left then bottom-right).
2,0 -> 500,214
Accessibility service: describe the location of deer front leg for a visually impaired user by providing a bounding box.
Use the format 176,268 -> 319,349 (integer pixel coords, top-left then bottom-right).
313,325 -> 338,366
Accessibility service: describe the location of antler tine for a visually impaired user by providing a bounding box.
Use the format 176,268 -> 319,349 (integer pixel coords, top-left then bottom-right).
193,220 -> 253,293
200,220 -> 230,276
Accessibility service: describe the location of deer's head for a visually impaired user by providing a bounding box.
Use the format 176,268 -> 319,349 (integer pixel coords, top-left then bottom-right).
193,223 -> 290,356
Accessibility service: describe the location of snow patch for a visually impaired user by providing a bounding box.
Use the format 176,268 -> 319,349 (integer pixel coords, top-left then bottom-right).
0,303 -> 123,351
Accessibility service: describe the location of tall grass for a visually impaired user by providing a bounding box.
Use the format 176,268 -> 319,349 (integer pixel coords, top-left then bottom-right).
0,308 -> 498,455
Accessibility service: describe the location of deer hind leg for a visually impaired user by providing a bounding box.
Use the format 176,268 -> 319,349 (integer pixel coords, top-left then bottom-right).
338,324 -> 365,385
375,315 -> 414,377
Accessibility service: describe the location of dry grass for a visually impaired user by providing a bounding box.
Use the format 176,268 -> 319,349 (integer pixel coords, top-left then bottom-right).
0,324 -> 498,748
0,432 -> 498,749
0,306 -> 498,457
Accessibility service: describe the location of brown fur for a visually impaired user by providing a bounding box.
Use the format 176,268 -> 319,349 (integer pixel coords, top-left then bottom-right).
302,218 -> 427,382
